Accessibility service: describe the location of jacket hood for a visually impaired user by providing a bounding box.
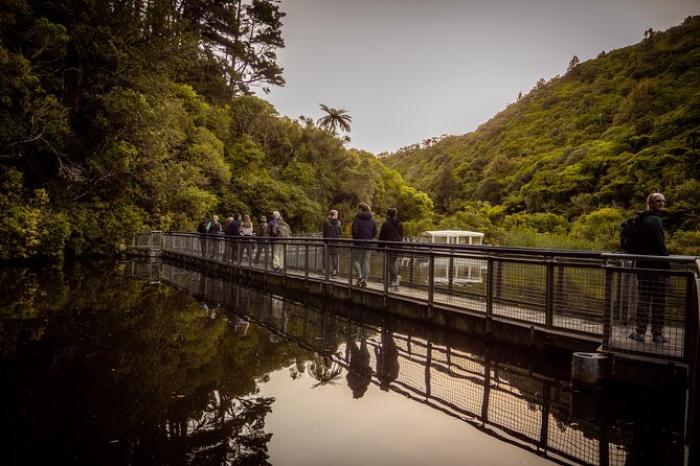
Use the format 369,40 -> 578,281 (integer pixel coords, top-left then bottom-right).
356,211 -> 373,220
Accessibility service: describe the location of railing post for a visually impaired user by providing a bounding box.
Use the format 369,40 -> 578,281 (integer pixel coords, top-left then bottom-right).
383,246 -> 389,301
324,242 -> 330,282
448,254 -> 454,295
428,250 -> 435,310
304,243 -> 309,288
349,245 -> 354,288
545,256 -> 554,329
486,256 -> 494,320
603,261 -> 614,349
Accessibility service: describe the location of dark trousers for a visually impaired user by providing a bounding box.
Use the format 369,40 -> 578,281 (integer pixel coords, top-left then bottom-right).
199,236 -> 207,257
635,272 -> 667,336
388,253 -> 400,282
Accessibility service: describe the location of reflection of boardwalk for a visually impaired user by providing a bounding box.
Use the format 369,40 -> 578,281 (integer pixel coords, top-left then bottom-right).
153,261 -> 686,466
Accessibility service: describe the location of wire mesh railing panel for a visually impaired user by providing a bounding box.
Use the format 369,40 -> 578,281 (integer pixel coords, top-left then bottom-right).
487,373 -> 543,443
492,259 -> 547,324
552,264 -> 606,335
388,250 -> 430,301
546,413 -> 600,465
605,260 -> 690,359
393,353 -> 428,394
432,254 -> 489,311
430,364 -> 485,416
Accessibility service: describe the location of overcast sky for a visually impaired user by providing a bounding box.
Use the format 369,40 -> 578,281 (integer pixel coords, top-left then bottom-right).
264,0 -> 700,155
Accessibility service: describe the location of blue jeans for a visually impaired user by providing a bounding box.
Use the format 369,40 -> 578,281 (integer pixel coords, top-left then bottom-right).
353,249 -> 371,280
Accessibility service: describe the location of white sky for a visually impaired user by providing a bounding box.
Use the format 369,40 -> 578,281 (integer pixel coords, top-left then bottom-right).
264,0 -> 700,155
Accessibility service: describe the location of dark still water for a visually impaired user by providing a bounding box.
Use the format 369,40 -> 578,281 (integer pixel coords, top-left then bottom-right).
0,260 -> 687,466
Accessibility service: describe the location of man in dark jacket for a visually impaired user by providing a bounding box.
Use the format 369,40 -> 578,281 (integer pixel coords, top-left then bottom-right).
323,209 -> 342,277
351,203 -> 377,287
629,192 -> 669,344
225,213 -> 242,262
379,208 -> 404,288
196,217 -> 210,257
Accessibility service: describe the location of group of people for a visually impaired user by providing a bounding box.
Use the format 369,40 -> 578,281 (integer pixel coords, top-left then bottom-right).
197,210 -> 291,270
196,202 -> 406,288
323,202 -> 404,288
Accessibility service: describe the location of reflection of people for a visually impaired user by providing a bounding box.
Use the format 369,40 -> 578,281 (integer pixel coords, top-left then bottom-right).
379,208 -> 404,288
346,328 -> 373,398
351,203 -> 377,287
629,192 -> 669,344
322,210 -> 342,277
375,329 -> 399,391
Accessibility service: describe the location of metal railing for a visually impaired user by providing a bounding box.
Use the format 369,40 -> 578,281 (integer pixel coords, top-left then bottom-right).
157,232 -> 700,363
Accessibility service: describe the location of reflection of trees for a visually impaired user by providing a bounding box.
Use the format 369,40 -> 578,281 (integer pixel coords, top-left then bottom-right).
0,262 -> 312,465
307,354 -> 342,388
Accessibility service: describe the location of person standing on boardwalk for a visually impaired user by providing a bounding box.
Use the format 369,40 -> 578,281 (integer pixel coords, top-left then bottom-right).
379,208 -> 404,288
224,213 -> 241,262
240,214 -> 254,260
208,214 -> 223,259
629,192 -> 670,344
254,215 -> 268,265
269,210 -> 291,270
196,216 -> 210,257
322,209 -> 342,277
351,203 -> 377,287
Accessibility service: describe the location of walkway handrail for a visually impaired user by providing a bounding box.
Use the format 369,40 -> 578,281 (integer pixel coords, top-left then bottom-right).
158,231 -> 700,364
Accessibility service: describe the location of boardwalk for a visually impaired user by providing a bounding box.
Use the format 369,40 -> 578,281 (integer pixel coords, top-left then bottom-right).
144,232 -> 699,363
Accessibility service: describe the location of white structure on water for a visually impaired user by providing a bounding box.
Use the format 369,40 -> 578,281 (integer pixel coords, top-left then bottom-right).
420,230 -> 486,284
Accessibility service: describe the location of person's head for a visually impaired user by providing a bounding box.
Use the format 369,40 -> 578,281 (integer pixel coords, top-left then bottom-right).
225,216 -> 234,225
234,213 -> 241,221
386,208 -> 397,219
358,202 -> 370,213
213,215 -> 219,222
259,215 -> 267,223
646,192 -> 666,212
243,213 -> 251,223
272,210 -> 281,220
329,209 -> 338,219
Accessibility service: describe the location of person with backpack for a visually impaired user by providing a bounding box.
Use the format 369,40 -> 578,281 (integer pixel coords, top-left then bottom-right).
322,209 -> 342,277
627,192 -> 670,344
351,203 -> 377,287
379,208 -> 404,288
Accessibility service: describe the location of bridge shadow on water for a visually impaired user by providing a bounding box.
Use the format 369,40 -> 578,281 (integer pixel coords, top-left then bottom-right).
147,258 -> 686,466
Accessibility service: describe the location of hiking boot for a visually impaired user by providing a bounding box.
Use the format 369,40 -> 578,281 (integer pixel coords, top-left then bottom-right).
652,335 -> 668,344
628,332 -> 645,342
356,278 -> 365,287
360,278 -> 368,287
395,275 -> 401,287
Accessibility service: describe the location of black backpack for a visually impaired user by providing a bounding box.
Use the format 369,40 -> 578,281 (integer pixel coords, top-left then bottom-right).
620,214 -> 642,253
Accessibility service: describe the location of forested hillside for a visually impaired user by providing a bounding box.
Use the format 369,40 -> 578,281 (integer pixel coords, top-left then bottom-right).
385,17 -> 700,253
0,1 -> 431,261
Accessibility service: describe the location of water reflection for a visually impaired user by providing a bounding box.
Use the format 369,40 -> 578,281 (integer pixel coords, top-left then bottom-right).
0,260 -> 687,466
155,259 -> 686,466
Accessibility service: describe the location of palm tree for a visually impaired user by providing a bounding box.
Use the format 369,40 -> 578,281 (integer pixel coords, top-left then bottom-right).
316,103 -> 352,134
